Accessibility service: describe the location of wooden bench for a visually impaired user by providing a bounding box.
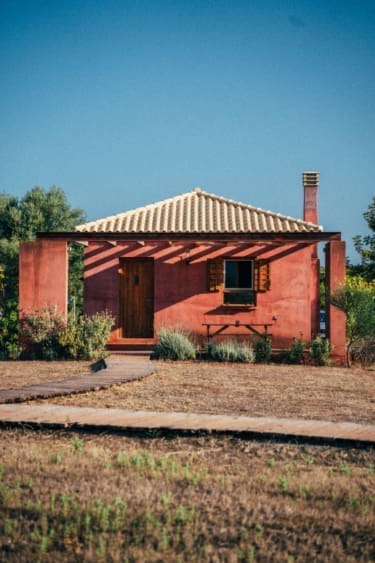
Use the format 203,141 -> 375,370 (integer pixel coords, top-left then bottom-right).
202,322 -> 273,344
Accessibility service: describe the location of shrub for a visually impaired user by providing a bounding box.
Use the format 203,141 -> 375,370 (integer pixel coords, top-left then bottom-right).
283,338 -> 305,365
330,276 -> 375,366
351,336 -> 375,366
6,342 -> 23,360
309,336 -> 332,366
0,298 -> 21,359
59,312 -> 115,360
207,340 -> 255,363
19,306 -> 65,360
254,336 -> 272,363
151,328 -> 196,360
20,308 -> 114,360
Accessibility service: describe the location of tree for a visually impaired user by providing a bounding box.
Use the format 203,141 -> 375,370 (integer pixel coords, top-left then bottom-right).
0,186 -> 85,358
351,197 -> 375,281
0,186 -> 84,240
330,276 -> 375,366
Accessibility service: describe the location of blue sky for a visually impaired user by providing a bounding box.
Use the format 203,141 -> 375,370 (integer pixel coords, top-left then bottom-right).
1,0 -> 374,262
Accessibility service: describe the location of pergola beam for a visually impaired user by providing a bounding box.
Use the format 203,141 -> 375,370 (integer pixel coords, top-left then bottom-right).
37,231 -> 341,245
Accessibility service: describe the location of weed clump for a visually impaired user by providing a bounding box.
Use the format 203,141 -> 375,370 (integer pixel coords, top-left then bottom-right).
207,340 -> 255,363
254,336 -> 272,363
283,338 -> 305,364
309,336 -> 332,366
151,328 -> 196,361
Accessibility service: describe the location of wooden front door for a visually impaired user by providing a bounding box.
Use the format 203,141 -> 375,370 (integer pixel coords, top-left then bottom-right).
119,259 -> 154,338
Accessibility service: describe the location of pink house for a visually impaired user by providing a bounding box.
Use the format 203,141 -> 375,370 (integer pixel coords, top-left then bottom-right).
19,172 -> 346,362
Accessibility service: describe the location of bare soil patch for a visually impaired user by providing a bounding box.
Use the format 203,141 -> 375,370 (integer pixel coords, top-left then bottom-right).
0,361 -> 91,389
0,428 -> 373,562
36,361 -> 375,425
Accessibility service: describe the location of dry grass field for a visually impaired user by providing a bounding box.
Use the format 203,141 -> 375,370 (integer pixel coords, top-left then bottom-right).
30,360 -> 375,425
0,359 -> 374,561
0,361 -> 91,389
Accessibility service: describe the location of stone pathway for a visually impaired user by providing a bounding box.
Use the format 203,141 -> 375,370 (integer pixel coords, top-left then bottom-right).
0,356 -> 154,404
0,404 -> 374,445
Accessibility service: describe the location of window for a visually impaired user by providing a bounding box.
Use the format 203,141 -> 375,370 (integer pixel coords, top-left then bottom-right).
207,258 -> 270,306
223,260 -> 255,306
224,260 -> 253,289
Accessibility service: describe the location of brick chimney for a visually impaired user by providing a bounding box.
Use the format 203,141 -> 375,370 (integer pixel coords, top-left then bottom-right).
303,171 -> 319,224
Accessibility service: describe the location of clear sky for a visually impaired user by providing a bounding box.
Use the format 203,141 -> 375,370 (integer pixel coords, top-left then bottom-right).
1,0 -> 374,262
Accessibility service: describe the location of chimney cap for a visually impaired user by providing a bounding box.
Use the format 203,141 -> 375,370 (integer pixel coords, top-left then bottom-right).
303,171 -> 320,187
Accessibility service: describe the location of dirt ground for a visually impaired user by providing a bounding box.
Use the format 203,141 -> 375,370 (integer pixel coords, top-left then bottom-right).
0,360 -> 91,389
1,358 -> 370,424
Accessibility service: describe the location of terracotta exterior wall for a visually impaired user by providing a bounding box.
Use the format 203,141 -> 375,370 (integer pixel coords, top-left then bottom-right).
19,239 -> 68,317
83,240 -> 320,348
17,234 -> 345,362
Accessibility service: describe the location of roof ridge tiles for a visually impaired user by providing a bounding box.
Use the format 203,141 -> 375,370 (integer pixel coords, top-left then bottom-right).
191,188 -> 321,228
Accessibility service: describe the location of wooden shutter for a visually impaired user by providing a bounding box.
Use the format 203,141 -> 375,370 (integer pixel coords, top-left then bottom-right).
254,260 -> 270,292
207,259 -> 224,292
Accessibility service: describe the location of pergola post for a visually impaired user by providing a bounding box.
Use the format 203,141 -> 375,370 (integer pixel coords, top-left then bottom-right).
325,240 -> 346,364
19,239 -> 69,319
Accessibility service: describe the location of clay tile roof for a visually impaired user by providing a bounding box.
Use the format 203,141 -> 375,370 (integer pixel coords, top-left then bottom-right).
75,188 -> 323,234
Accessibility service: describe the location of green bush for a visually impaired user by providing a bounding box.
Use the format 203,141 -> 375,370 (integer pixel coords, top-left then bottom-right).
59,312 -> 115,360
151,328 -> 196,360
207,340 -> 255,363
19,306 -> 65,360
309,336 -> 332,366
283,338 -> 305,365
20,308 -> 114,361
330,276 -> 375,367
254,336 -> 272,363
5,342 -> 23,360
0,298 -> 21,359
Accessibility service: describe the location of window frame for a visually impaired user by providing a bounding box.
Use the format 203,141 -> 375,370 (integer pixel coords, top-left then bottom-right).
223,259 -> 255,307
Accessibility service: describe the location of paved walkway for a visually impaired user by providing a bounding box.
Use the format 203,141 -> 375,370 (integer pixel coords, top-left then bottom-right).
0,355 -> 374,445
0,404 -> 374,445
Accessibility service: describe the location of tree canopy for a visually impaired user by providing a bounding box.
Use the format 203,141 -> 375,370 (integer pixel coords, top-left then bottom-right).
351,197 -> 375,281
0,186 -> 85,242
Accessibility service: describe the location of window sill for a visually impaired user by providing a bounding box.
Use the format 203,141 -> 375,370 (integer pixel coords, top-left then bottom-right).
222,304 -> 256,310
